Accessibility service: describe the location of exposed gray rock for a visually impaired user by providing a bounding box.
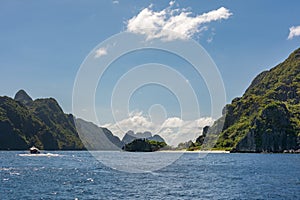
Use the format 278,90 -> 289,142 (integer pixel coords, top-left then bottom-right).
14,89 -> 33,106
122,130 -> 165,144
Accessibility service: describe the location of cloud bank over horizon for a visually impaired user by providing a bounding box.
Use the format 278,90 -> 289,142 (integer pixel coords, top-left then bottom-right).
102,111 -> 214,146
126,2 -> 232,41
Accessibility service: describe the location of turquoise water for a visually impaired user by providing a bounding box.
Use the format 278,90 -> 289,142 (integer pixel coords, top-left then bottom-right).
1,151 -> 300,199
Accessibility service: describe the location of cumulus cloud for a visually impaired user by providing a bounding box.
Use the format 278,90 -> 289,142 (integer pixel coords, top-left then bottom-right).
288,25 -> 300,39
162,117 -> 183,128
103,111 -> 156,138
94,47 -> 108,58
126,2 -> 232,41
102,112 -> 214,146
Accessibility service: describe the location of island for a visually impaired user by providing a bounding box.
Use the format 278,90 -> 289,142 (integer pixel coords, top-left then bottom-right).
122,138 -> 167,152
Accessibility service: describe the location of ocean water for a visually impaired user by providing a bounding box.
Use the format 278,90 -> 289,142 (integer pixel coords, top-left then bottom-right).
1,151 -> 300,200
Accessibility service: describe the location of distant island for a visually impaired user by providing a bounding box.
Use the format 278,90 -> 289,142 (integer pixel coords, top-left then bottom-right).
122,130 -> 165,144
121,130 -> 167,152
189,48 -> 300,153
123,138 -> 167,152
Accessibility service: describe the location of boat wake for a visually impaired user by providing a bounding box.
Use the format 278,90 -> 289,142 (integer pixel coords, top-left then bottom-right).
18,153 -> 62,157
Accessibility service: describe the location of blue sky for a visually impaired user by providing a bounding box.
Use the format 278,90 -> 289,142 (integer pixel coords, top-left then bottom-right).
1,0 -> 300,144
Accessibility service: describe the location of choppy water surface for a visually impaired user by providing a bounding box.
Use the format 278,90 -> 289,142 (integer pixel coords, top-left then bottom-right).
1,151 -> 299,199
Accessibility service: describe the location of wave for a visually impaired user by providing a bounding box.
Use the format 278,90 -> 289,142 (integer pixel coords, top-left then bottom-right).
18,153 -> 62,157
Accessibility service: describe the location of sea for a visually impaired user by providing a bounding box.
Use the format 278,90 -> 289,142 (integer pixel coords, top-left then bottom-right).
1,151 -> 299,200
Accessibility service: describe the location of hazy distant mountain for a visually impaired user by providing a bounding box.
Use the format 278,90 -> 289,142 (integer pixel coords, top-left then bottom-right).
0,90 -> 123,150
195,48 -> 300,153
122,130 -> 165,144
75,118 -> 123,150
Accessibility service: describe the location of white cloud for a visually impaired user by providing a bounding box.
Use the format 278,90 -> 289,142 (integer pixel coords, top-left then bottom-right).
162,117 -> 183,127
288,25 -> 300,40
126,2 -> 232,41
94,47 -> 108,58
207,37 -> 213,43
102,112 -> 214,146
112,0 -> 119,4
206,28 -> 216,43
169,1 -> 175,6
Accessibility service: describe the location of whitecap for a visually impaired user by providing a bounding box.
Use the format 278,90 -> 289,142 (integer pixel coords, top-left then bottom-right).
18,153 -> 62,157
87,178 -> 94,182
0,167 -> 13,171
9,172 -> 20,175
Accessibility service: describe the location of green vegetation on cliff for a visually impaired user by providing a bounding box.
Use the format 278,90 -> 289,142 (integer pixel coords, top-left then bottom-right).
123,138 -> 167,152
194,48 -> 300,152
0,90 -> 123,150
0,91 -> 85,150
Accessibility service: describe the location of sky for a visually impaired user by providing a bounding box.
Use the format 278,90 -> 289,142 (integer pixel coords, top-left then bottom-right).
1,0 -> 300,145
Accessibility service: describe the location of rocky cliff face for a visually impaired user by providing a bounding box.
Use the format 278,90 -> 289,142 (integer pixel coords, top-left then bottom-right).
232,102 -> 297,152
195,48 -> 300,152
14,89 -> 33,106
